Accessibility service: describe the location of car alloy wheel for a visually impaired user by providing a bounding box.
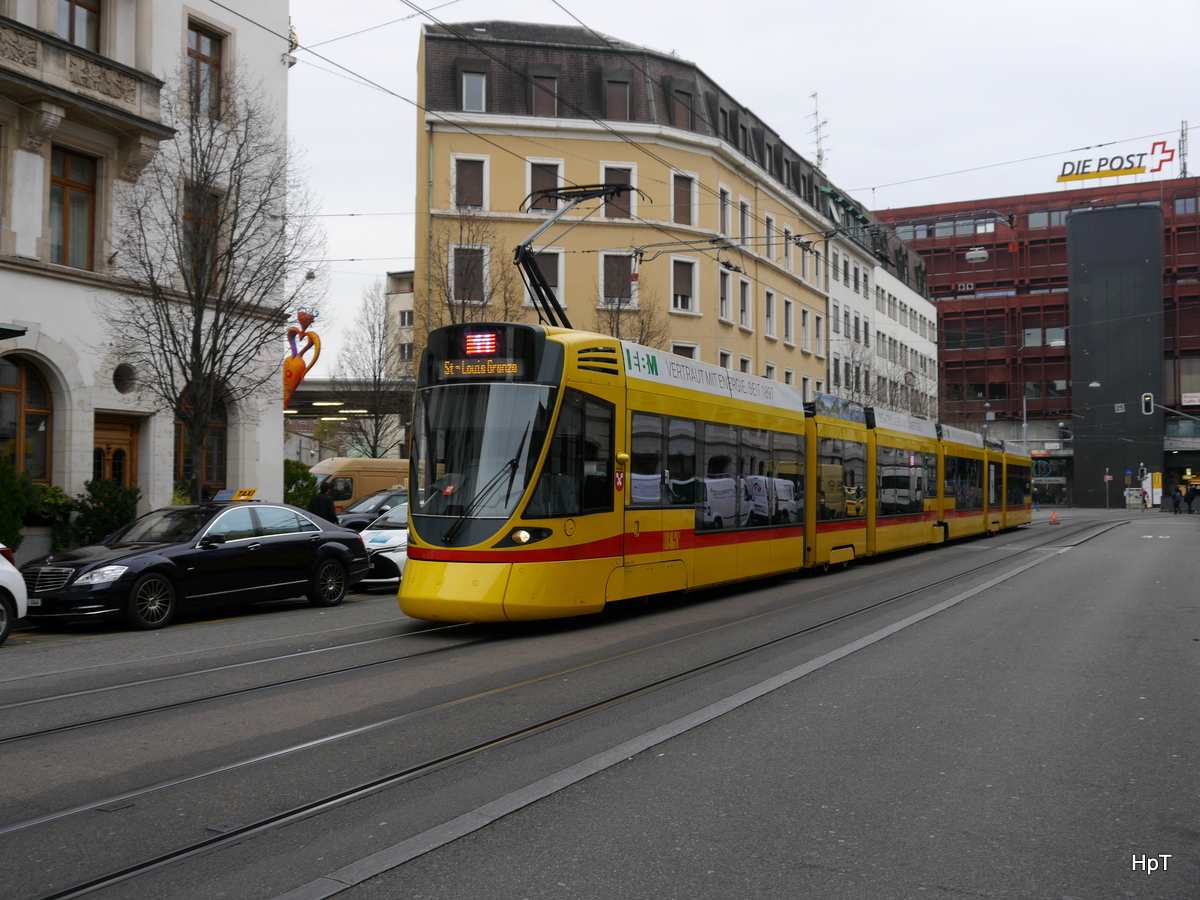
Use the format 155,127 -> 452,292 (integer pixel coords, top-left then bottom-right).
307,559 -> 347,607
126,573 -> 177,630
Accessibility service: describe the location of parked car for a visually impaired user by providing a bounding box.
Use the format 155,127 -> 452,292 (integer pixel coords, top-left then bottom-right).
337,488 -> 408,532
0,542 -> 29,647
354,503 -> 408,588
20,502 -> 368,630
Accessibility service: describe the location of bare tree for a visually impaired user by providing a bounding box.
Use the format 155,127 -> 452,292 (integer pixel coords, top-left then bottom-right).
331,281 -> 408,458
834,334 -> 938,418
106,65 -> 325,501
590,284 -> 670,348
420,209 -> 527,342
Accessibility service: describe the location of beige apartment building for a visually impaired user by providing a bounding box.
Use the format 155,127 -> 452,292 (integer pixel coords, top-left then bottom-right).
413,22 -> 928,402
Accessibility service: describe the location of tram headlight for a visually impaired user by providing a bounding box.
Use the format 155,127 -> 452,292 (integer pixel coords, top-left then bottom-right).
495,527 -> 553,548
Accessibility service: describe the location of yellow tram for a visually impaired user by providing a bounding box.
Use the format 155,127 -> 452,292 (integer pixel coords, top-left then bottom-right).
400,323 -> 1030,622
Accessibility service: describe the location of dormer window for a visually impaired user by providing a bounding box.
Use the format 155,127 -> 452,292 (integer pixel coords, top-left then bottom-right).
462,72 -> 486,112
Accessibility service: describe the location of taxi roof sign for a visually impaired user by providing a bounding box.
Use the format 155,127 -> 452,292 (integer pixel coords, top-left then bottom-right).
212,488 -> 257,502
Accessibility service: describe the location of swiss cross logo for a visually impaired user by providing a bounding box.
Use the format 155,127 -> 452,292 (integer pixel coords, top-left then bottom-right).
1148,141 -> 1176,173
615,472 -> 625,492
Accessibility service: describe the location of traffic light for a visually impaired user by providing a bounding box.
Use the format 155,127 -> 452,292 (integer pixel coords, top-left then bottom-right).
1142,392 -> 1154,415
1138,465 -> 1148,482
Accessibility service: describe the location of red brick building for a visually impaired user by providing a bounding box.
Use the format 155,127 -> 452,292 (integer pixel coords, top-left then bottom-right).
876,177 -> 1200,506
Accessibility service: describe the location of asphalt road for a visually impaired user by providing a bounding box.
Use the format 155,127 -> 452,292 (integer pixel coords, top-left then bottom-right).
2,509 -> 1195,899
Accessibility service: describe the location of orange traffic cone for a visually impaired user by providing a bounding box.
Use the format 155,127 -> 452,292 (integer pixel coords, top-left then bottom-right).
1050,510 -> 1058,524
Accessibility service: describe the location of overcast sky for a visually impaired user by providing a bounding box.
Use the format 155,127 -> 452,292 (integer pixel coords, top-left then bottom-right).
286,0 -> 1200,358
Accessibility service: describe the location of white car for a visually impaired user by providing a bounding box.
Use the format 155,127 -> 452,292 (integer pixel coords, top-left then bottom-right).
0,542 -> 29,647
354,504 -> 408,588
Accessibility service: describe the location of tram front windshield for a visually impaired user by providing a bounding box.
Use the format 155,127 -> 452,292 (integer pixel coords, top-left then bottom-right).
412,383 -> 555,519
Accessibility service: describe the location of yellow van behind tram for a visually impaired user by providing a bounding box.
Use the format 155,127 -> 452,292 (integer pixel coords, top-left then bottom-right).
310,457 -> 409,513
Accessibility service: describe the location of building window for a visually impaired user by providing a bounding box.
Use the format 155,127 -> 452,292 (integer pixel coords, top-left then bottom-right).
531,249 -> 561,305
398,310 -> 413,327
454,158 -> 485,208
529,161 -> 560,211
533,75 -> 557,116
182,184 -> 220,289
671,344 -> 697,359
50,147 -> 96,271
603,254 -> 634,308
0,356 -> 53,481
764,289 -> 776,337
764,363 -> 776,381
187,23 -> 223,117
673,173 -> 694,225
452,246 -> 486,304
832,354 -> 840,387
784,369 -> 794,386
719,350 -> 731,369
739,279 -> 751,329
832,301 -> 840,332
672,258 -> 695,312
814,315 -> 824,355
605,80 -> 630,120
672,89 -> 693,129
398,343 -> 414,361
783,227 -> 793,270
764,215 -> 775,260
719,187 -> 730,235
719,271 -> 731,321
739,356 -> 751,374
604,167 -> 632,218
58,0 -> 100,51
831,249 -> 840,281
801,375 -> 810,401
175,406 -> 227,500
739,200 -> 750,246
462,71 -> 486,112
783,298 -> 794,344
801,308 -> 810,351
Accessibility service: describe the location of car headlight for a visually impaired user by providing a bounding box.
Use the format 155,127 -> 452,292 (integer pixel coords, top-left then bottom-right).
75,565 -> 129,586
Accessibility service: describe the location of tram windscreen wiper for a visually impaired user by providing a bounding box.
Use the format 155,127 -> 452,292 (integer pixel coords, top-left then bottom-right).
442,424 -> 530,545
441,457 -> 518,545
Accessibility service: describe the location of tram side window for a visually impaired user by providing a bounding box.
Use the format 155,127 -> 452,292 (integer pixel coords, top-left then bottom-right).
877,446 -> 932,517
1007,464 -> 1030,507
700,423 -> 738,530
740,428 -> 771,526
630,413 -> 664,506
946,455 -> 983,510
770,431 -> 803,524
666,418 -> 697,505
526,390 -> 614,517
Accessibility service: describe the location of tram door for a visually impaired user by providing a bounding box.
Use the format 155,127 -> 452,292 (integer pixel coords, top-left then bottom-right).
621,410 -> 690,599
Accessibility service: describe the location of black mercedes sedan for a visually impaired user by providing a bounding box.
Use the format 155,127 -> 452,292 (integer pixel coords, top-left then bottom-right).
20,502 -> 369,630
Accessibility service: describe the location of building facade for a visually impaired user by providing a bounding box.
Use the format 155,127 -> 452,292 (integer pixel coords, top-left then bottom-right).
413,21 -> 930,408
876,176 -> 1200,506
0,0 -> 293,544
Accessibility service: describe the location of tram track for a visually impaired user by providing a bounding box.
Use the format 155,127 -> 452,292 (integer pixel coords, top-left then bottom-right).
1,517 -> 1108,750
8,516 -> 1121,900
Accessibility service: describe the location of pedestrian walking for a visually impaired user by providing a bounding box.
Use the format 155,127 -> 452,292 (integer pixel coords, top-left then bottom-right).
308,482 -> 339,524
1141,489 -> 1149,512
1187,487 -> 1197,515
1172,487 -> 1183,514
1031,489 -> 1041,512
